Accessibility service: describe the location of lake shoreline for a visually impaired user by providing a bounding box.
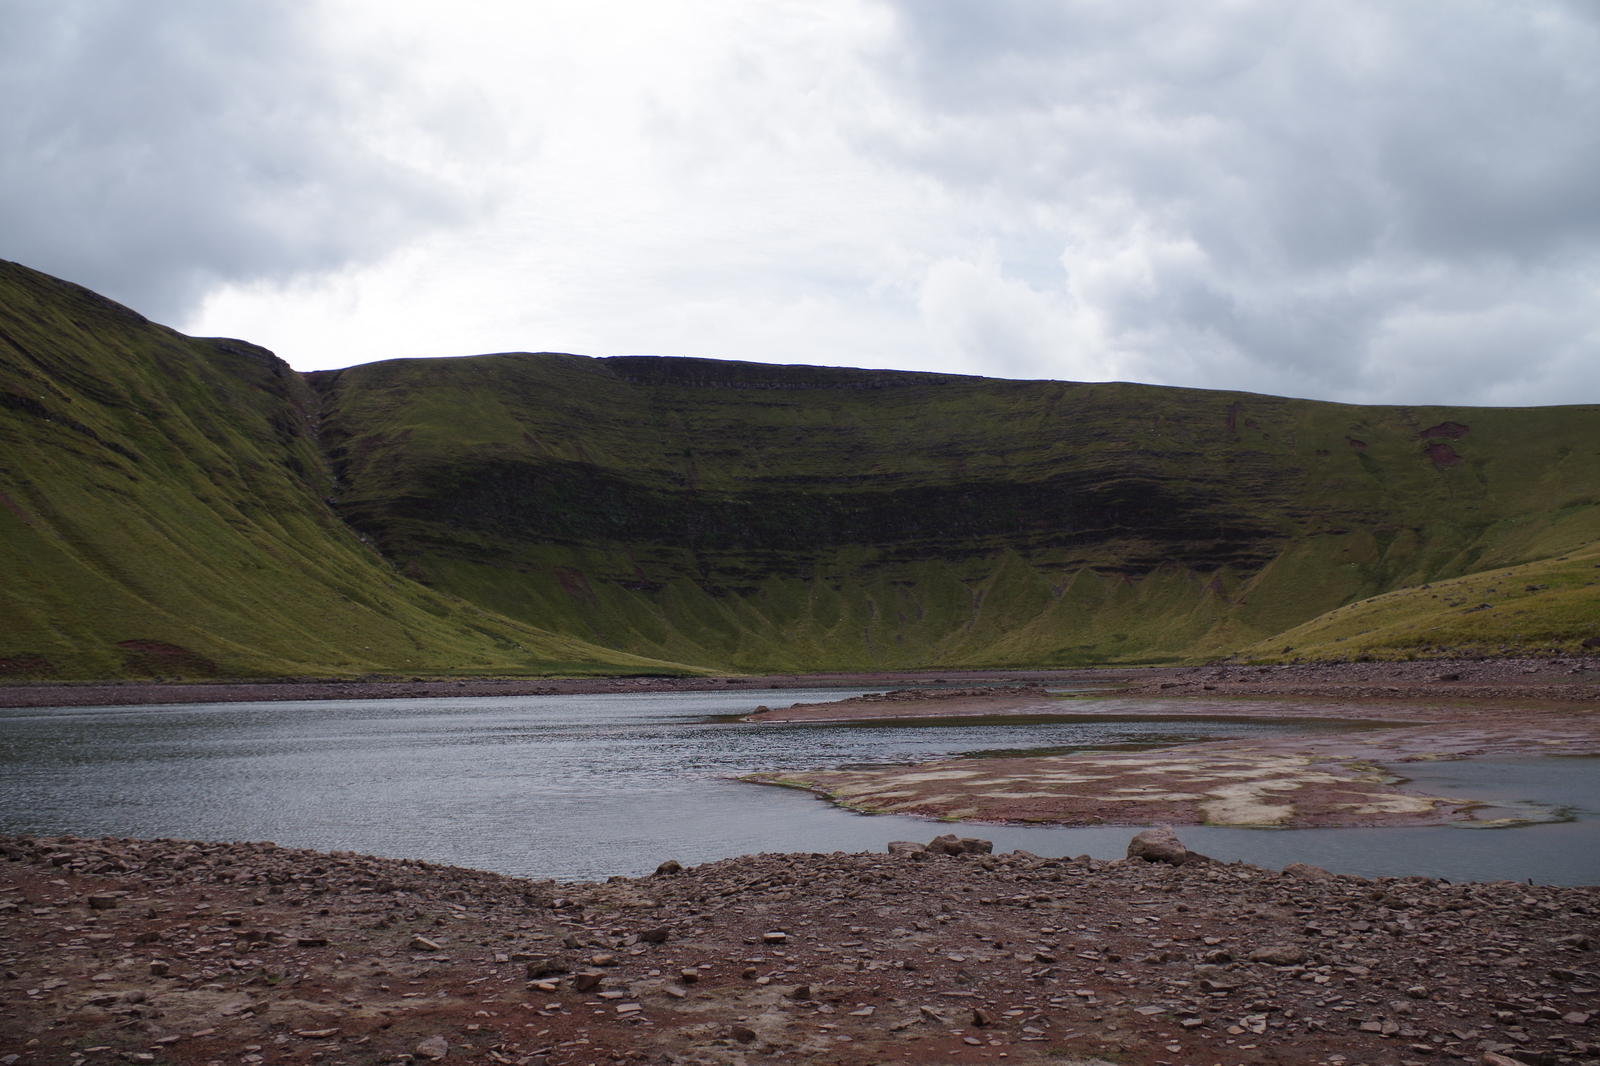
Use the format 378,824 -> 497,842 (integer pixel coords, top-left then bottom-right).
0,668 -> 1141,709
3,654 -> 1596,709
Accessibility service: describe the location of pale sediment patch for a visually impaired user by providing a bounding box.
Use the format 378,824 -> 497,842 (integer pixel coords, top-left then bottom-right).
744,748 -> 1467,828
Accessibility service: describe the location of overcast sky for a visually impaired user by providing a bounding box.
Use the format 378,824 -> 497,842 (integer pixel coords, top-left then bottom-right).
4,0 -> 1599,406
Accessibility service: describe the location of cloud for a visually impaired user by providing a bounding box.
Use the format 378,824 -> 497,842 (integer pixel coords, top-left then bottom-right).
20,0 -> 1599,408
0,0 -> 485,323
868,0 -> 1600,403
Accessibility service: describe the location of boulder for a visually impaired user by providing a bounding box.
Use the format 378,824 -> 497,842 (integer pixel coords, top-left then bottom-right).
926,834 -> 994,855
415,1036 -> 449,1061
1192,964 -> 1243,992
653,860 -> 684,876
1248,944 -> 1307,966
1127,826 -> 1188,865
886,841 -> 926,857
1282,862 -> 1334,881
524,956 -> 569,979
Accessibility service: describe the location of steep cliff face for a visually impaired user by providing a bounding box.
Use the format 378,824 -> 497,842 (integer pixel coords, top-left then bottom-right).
308,351 -> 1600,670
5,257 -> 1599,679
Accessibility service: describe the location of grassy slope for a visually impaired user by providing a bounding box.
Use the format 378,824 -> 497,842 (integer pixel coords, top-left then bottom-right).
0,261 -> 699,679
312,353 -> 1600,670
1236,540 -> 1600,661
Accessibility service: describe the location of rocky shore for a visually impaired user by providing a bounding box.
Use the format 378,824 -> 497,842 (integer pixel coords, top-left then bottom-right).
4,832 -> 1599,1066
0,674 -> 1121,711
5,656 -> 1594,711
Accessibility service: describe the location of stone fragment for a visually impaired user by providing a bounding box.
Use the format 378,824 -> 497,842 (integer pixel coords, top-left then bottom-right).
415,1036 -> 449,1060
148,961 -> 169,977
1282,862 -> 1334,881
409,936 -> 442,951
788,984 -> 811,1001
886,841 -> 926,857
653,860 -> 684,876
85,895 -> 119,910
679,968 -> 699,984
1249,944 -> 1308,966
762,931 -> 788,944
972,1007 -> 992,1027
730,1025 -> 756,1044
1483,1054 -> 1523,1066
525,957 -> 569,979
638,927 -> 669,943
1192,964 -> 1242,992
572,971 -> 604,992
1127,826 -> 1188,866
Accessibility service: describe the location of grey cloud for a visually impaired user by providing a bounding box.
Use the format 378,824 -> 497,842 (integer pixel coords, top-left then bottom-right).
865,0 -> 1600,403
0,0 -> 478,324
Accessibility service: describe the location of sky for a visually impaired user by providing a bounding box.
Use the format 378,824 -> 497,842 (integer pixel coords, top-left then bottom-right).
3,0 -> 1599,407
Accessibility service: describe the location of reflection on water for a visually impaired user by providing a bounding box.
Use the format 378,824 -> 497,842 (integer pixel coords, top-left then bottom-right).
1,691 -> 1596,885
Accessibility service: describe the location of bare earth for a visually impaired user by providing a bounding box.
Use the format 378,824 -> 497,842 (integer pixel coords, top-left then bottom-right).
5,833 -> 1600,1066
741,658 -> 1600,830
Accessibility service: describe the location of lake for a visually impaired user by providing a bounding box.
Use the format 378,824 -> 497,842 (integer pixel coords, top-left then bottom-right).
2,688 -> 1595,885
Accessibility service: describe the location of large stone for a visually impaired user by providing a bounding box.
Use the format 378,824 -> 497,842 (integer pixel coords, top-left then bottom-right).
1127,826 -> 1188,865
1192,964 -> 1243,992
415,1036 -> 449,1061
1282,862 -> 1334,881
886,841 -> 926,856
1248,944 -> 1307,966
525,956 -> 569,979
927,834 -> 994,855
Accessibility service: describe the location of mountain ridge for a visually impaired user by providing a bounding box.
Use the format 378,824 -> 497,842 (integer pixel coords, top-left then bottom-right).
3,258 -> 1598,678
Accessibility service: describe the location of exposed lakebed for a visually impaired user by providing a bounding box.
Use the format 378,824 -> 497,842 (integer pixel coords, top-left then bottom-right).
1,688 -> 1596,884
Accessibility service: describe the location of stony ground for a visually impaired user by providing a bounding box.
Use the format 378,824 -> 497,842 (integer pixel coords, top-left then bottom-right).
3,833 -> 1599,1066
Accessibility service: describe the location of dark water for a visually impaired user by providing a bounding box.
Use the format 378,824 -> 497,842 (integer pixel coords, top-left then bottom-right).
1,690 -> 1596,885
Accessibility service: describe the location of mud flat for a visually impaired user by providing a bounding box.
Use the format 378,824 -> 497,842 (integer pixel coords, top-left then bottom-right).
741,661 -> 1600,830
5,832 -> 1600,1066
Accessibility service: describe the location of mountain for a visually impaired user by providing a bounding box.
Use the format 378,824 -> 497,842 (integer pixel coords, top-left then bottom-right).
3,258 -> 1599,678
0,261 -> 697,679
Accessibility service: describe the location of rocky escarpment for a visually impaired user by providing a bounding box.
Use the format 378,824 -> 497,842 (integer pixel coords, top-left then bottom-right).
4,832 -> 1600,1066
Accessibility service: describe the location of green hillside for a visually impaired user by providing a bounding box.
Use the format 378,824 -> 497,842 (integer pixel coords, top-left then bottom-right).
311,350 -> 1600,672
4,257 -> 1600,679
1237,542 -> 1600,662
0,261 -> 699,679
